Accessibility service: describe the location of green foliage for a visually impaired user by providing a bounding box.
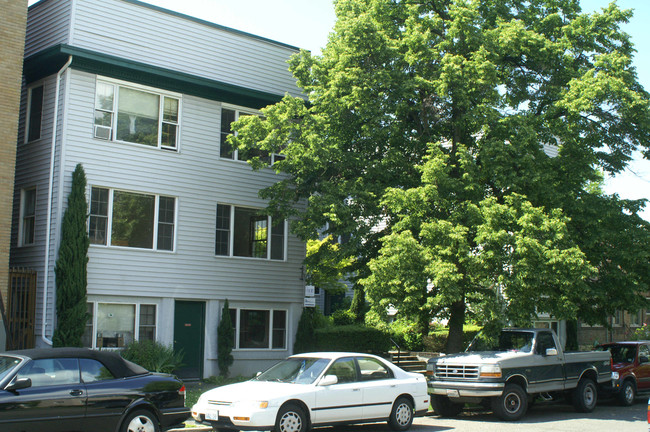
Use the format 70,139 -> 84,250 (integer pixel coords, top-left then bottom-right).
53,164 -> 90,347
217,299 -> 234,377
231,0 -> 650,349
388,319 -> 424,352
314,325 -> 391,354
120,340 -> 184,373
423,325 -> 482,353
331,308 -> 356,326
294,308 -> 330,353
306,237 -> 353,295
630,324 -> 650,341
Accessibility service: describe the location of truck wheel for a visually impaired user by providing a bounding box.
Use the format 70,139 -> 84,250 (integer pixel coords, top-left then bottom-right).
617,379 -> 636,406
573,377 -> 597,412
491,384 -> 528,421
430,395 -> 464,417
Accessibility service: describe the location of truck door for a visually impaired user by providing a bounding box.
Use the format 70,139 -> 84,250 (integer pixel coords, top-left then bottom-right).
637,344 -> 650,391
529,331 -> 565,393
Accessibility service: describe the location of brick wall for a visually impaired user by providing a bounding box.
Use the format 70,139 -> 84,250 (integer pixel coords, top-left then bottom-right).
0,0 -> 28,320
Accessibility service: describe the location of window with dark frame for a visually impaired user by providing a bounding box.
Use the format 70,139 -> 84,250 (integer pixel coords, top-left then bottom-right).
21,188 -> 36,246
229,308 -> 287,350
89,186 -> 175,251
27,85 -> 44,142
215,204 -> 285,260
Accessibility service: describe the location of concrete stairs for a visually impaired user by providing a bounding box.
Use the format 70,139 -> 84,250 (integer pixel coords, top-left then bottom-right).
389,351 -> 428,374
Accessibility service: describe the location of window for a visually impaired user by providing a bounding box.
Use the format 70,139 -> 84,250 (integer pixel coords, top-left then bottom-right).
630,310 -> 643,327
17,358 -> 79,387
84,302 -> 157,349
220,107 -> 284,164
215,204 -> 286,260
229,308 -> 287,350
94,80 -> 180,150
80,359 -> 115,382
326,357 -> 357,384
89,187 -> 175,251
358,357 -> 393,381
26,85 -> 44,142
19,188 -> 36,246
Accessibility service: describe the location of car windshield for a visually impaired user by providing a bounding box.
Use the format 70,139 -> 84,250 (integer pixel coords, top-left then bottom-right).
597,344 -> 637,363
253,357 -> 330,384
468,331 -> 534,353
0,355 -> 22,381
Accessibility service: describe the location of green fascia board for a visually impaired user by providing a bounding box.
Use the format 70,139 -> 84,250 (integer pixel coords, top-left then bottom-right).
23,44 -> 293,109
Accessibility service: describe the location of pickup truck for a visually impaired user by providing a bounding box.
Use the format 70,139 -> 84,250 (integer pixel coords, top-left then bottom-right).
426,328 -> 611,420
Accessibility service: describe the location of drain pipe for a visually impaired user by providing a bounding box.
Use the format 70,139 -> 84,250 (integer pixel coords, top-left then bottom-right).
41,55 -> 72,346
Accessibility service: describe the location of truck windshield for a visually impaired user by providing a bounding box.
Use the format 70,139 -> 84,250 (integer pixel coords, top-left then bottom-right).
468,331 -> 534,353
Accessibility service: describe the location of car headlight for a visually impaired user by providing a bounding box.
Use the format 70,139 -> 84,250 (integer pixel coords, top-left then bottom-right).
612,372 -> 619,380
479,364 -> 502,378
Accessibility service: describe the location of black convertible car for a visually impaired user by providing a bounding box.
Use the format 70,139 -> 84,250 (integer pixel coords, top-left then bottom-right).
0,347 -> 190,432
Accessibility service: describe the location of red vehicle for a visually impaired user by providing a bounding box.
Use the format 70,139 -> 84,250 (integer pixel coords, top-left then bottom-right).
597,341 -> 650,406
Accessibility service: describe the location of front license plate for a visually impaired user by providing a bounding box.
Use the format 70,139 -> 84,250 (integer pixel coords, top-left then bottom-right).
447,389 -> 460,398
205,410 -> 219,420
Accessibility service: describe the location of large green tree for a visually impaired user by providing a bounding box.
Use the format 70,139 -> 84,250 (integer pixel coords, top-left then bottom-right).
53,164 -> 90,347
232,0 -> 650,350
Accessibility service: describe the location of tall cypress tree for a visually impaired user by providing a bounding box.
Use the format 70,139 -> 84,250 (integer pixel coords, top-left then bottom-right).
217,299 -> 234,376
53,164 -> 89,347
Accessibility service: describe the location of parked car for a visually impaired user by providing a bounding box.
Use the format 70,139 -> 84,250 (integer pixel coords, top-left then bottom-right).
0,347 -> 190,432
426,328 -> 612,420
191,352 -> 429,432
596,341 -> 650,406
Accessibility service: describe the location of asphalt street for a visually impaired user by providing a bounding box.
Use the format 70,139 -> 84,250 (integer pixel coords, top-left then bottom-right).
313,399 -> 647,432
176,398 -> 647,432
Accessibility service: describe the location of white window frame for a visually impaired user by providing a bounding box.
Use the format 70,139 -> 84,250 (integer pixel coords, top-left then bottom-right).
84,301 -> 158,349
215,203 -> 287,261
25,84 -> 44,143
220,105 -> 284,164
18,187 -> 37,246
93,77 -> 181,151
89,186 -> 177,252
229,307 -> 288,351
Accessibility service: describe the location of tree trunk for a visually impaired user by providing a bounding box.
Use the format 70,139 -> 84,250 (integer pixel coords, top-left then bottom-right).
445,300 -> 466,353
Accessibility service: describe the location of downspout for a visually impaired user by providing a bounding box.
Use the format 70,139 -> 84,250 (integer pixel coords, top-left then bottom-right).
41,55 -> 72,346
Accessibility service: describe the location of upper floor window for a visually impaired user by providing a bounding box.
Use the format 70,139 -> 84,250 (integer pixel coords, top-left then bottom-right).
215,204 -> 286,260
94,80 -> 180,151
220,107 -> 285,164
19,187 -> 37,246
26,85 -> 44,142
89,186 -> 175,251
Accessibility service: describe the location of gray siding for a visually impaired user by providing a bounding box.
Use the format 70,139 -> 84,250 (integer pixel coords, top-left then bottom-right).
25,0 -> 72,57
70,0 -> 302,98
66,71 -> 305,305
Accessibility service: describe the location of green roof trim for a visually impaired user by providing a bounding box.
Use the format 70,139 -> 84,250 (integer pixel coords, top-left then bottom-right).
23,44 -> 292,109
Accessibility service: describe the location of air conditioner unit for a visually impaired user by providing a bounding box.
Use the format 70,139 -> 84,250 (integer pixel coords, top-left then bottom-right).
94,125 -> 111,140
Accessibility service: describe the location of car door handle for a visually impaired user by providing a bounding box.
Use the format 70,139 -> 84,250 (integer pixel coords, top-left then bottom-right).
70,389 -> 84,397
390,385 -> 397,388
353,388 -> 361,391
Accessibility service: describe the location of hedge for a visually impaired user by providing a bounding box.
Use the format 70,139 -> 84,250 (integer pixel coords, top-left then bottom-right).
314,324 -> 391,353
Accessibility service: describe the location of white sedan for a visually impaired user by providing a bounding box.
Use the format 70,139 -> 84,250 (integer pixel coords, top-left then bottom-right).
191,352 -> 429,432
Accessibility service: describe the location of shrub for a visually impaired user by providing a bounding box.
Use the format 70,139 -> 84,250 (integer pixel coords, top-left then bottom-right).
294,308 -> 330,353
423,324 -> 482,353
331,309 -> 356,326
217,299 -> 234,376
388,319 -> 424,351
314,324 -> 391,353
120,340 -> 184,373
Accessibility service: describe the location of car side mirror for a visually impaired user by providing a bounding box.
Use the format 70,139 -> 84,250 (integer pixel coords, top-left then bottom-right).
640,356 -> 649,364
545,348 -> 558,357
6,377 -> 31,392
319,375 -> 338,386
256,371 -> 262,377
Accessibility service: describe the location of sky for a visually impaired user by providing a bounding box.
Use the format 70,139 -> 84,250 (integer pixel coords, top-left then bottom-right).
28,0 -> 650,220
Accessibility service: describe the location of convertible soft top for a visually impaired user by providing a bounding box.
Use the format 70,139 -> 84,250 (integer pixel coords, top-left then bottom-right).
6,347 -> 149,378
